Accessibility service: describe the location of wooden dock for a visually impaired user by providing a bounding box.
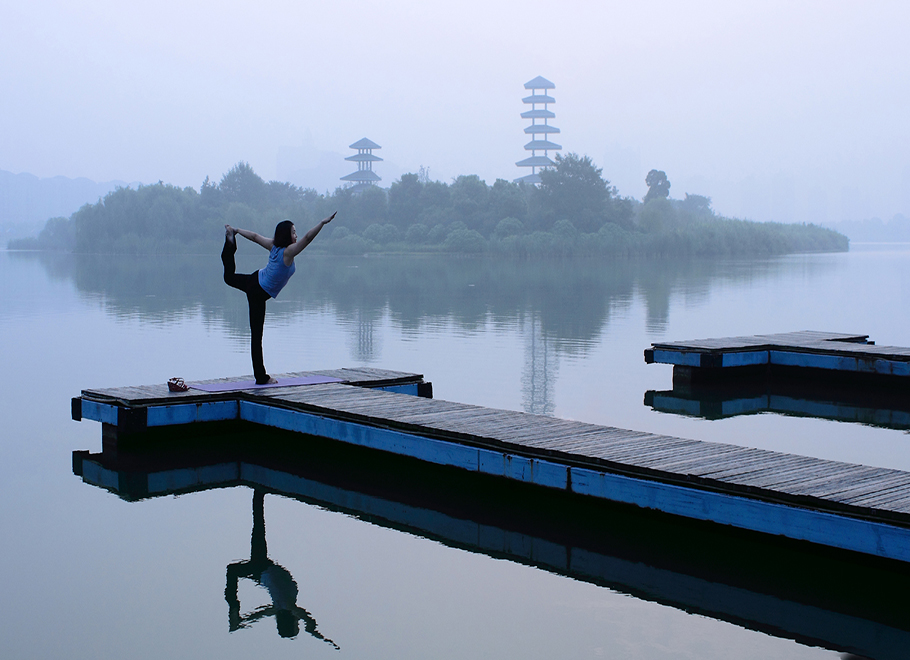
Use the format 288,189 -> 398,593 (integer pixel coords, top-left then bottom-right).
645,330 -> 910,382
73,367 -> 910,564
73,367 -> 431,436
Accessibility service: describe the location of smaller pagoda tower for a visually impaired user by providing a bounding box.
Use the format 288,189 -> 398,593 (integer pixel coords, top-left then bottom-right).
341,138 -> 382,191
515,76 -> 561,184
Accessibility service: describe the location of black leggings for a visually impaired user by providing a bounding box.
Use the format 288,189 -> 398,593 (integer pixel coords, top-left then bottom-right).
222,239 -> 272,383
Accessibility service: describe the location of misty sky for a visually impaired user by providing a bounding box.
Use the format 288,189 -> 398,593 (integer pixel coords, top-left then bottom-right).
2,0 -> 909,224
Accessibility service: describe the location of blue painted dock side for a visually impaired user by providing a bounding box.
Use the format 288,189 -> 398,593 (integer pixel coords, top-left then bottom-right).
74,365 -> 910,565
646,330 -> 910,379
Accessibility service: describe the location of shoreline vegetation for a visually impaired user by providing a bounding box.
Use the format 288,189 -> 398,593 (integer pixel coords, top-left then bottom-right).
8,157 -> 848,257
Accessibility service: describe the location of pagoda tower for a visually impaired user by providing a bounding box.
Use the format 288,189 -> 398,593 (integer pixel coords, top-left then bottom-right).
341,138 -> 382,191
515,76 -> 561,184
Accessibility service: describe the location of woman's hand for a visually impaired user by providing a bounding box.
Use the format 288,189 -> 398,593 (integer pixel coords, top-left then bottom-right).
323,212 -> 337,225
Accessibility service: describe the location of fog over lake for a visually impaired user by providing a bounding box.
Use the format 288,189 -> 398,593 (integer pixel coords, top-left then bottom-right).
3,0 -> 910,655
2,1 -> 909,225
2,245 -> 908,658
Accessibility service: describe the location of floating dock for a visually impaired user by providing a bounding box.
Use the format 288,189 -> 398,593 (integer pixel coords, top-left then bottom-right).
73,367 -> 431,438
645,330 -> 910,383
73,366 -> 910,564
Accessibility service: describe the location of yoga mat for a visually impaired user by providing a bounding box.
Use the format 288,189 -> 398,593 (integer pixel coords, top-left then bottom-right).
189,375 -> 344,393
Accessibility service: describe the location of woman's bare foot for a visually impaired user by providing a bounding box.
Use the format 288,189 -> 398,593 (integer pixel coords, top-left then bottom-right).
225,224 -> 236,244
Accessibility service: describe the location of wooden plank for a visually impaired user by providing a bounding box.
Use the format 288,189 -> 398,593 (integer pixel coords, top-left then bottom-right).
846,490 -> 910,511
760,470 -> 885,500
517,427 -> 653,451
823,472 -> 910,501
789,469 -> 909,500
611,446 -> 734,475
577,437 -> 697,464
662,448 -> 771,477
627,440 -> 743,469
651,331 -> 868,352
631,444 -> 748,473
511,430 -> 643,454
705,454 -> 836,484
836,480 -> 910,508
724,457 -> 852,490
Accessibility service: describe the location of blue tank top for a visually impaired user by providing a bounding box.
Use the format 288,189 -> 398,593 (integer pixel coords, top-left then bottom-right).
258,246 -> 296,298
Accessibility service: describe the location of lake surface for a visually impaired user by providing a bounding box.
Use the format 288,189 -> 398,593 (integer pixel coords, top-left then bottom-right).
2,244 -> 908,659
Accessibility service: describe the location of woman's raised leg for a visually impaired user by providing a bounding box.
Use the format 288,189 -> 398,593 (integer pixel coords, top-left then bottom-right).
222,225 -> 245,290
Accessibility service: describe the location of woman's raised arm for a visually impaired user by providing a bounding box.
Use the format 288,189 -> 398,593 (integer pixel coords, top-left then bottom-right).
284,212 -> 336,262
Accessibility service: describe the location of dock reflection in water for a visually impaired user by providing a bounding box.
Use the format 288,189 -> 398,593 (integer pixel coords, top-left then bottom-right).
645,371 -> 910,430
73,422 -> 910,660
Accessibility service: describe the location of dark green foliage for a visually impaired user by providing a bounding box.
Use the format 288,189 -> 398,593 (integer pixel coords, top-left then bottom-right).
536,153 -> 609,232
450,175 -> 494,234
444,228 -> 487,253
363,223 -> 401,245
331,185 -> 388,234
427,223 -> 450,244
493,217 -> 524,239
218,162 -> 267,208
405,223 -> 429,244
418,181 -> 452,222
331,233 -> 378,255
534,153 -> 633,231
71,182 -> 207,254
644,169 -> 671,202
8,216 -> 74,250
329,225 -> 351,240
639,198 -> 675,232
388,173 -> 423,229
489,179 -> 529,224
17,163 -> 323,254
16,160 -> 847,257
636,219 -> 849,256
681,193 -> 712,216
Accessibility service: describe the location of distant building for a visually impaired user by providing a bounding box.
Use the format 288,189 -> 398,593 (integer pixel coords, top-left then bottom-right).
340,138 -> 382,192
515,76 -> 562,184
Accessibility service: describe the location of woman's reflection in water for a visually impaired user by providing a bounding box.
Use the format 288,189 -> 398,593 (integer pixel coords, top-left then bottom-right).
225,490 -> 339,648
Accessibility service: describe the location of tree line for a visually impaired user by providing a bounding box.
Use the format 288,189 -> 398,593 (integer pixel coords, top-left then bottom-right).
9,156 -> 848,256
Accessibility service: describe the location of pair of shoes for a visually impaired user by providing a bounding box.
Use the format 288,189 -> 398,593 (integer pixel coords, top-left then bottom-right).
168,377 -> 189,392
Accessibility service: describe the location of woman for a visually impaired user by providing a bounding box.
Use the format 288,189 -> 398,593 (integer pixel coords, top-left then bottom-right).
222,213 -> 335,384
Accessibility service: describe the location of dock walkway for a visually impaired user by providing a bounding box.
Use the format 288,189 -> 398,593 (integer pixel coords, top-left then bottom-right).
74,367 -> 910,563
645,330 -> 910,377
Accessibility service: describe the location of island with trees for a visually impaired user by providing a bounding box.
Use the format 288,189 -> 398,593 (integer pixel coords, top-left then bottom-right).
10,156 -> 848,256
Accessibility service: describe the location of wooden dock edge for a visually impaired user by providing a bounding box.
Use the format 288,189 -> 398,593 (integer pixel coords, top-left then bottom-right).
74,392 -> 910,564
646,331 -> 910,381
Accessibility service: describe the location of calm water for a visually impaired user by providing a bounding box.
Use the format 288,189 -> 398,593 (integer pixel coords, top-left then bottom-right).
2,244 -> 909,659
